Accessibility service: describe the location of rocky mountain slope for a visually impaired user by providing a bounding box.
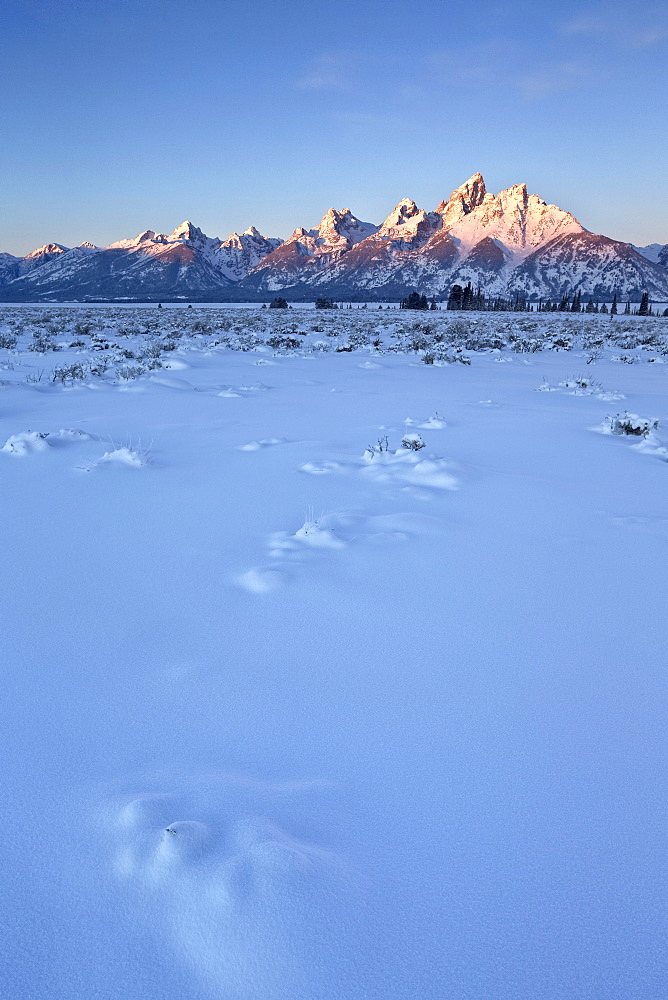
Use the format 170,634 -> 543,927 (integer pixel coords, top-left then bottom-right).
2,175 -> 666,301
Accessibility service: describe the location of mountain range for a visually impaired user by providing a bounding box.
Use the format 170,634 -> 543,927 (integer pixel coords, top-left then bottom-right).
2,174 -> 667,302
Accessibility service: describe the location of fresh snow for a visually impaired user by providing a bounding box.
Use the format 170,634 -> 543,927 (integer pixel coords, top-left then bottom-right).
1,305 -> 667,999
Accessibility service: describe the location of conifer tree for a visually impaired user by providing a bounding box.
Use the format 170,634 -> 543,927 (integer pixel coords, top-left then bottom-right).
447,284 -> 463,310
401,291 -> 429,310
611,294 -> 618,315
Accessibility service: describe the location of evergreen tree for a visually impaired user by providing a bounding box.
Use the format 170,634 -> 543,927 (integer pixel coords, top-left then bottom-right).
639,292 -> 649,316
269,297 -> 289,309
447,284 -> 463,310
611,294 -> 618,315
401,291 -> 429,310
600,303 -> 608,314
624,300 -> 631,315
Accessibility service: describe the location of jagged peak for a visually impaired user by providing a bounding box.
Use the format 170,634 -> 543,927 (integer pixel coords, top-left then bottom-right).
437,173 -> 488,221
77,241 -> 98,249
498,182 -> 529,208
25,243 -> 69,258
454,172 -> 487,200
381,199 -> 422,230
222,226 -> 273,246
169,220 -> 205,242
316,206 -> 366,232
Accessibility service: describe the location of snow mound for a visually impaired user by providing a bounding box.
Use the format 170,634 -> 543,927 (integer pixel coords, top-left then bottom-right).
2,430 -> 50,456
631,435 -> 668,461
160,358 -> 190,370
238,438 -> 284,452
300,460 -> 341,474
149,375 -> 195,390
97,446 -> 150,468
361,448 -> 459,491
597,413 -> 659,437
417,413 -> 447,429
111,774 -> 372,998
293,519 -> 346,549
52,427 -> 92,441
236,567 -> 287,593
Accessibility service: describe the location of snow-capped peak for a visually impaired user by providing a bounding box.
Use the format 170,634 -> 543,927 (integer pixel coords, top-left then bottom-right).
25,243 -> 69,259
436,172 -> 490,226
168,220 -> 206,243
213,226 -> 283,281
376,199 -> 441,246
106,230 -> 160,250
381,199 -> 422,231
443,179 -> 584,261
314,207 -> 378,248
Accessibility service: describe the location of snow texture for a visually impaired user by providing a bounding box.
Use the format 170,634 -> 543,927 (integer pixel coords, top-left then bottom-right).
1,304 -> 667,1000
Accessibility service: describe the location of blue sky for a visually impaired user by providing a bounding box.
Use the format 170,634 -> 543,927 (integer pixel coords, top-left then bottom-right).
2,0 -> 667,254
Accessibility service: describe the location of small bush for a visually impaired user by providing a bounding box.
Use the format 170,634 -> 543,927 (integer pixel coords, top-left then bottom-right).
606,413 -> 658,437
401,433 -> 426,451
266,334 -> 301,350
52,363 -> 87,384
29,331 -> 58,353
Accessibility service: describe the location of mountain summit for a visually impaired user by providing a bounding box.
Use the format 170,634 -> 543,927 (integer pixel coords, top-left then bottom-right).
1,174 -> 666,301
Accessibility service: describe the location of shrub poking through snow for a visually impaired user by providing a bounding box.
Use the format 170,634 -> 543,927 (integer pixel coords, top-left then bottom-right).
95,440 -> 152,468
605,413 -> 658,437
401,433 -> 426,451
116,365 -> 147,381
266,334 -> 301,351
364,435 -> 389,459
52,363 -> 88,384
98,447 -> 148,468
560,375 -> 602,393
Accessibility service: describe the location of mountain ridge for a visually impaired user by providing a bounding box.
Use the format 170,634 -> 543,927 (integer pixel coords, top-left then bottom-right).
2,174 -> 667,301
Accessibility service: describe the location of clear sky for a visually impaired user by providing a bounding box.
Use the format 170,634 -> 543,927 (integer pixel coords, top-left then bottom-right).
2,0 -> 667,255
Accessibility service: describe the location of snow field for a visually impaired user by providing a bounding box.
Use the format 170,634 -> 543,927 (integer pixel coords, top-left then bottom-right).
1,307 -> 667,999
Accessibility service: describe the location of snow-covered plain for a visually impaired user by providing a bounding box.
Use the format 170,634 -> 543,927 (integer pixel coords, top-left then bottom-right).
1,306 -> 667,999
